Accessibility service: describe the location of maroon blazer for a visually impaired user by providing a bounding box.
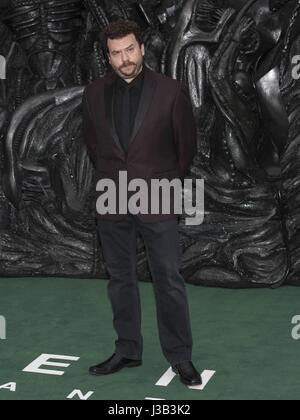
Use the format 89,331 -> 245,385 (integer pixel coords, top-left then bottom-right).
82,65 -> 197,223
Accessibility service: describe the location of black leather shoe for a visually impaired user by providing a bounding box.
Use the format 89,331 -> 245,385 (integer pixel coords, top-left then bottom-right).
89,353 -> 142,375
172,361 -> 202,386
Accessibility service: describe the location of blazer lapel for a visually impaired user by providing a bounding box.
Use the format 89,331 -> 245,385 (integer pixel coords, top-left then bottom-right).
104,66 -> 157,155
104,73 -> 124,155
128,67 -> 157,148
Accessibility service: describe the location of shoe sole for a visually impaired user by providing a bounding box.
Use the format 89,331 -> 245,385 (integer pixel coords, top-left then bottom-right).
89,361 -> 142,376
172,367 -> 202,386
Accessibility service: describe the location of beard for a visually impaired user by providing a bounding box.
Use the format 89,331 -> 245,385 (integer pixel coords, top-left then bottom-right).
118,61 -> 142,79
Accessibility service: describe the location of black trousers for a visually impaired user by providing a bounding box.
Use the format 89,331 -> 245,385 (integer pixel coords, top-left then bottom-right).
96,214 -> 193,366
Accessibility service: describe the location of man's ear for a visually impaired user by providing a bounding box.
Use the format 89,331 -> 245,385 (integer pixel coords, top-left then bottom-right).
141,43 -> 145,56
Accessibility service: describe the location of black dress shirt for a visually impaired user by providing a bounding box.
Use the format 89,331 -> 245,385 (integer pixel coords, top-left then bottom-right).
113,65 -> 145,154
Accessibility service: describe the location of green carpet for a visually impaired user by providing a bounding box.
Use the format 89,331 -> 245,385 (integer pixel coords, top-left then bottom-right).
0,277 -> 299,400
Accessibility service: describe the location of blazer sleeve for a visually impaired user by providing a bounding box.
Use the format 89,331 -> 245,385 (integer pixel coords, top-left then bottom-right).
82,88 -> 97,166
172,84 -> 197,180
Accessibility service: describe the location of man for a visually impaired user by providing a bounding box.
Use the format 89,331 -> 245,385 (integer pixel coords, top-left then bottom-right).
82,19 -> 201,386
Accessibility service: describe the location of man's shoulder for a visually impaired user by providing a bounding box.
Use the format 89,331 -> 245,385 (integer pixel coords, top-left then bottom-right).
83,72 -> 114,97
147,67 -> 182,90
84,67 -> 183,97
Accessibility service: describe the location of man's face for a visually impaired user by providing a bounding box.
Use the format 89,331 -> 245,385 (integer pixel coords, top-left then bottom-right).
108,33 -> 145,80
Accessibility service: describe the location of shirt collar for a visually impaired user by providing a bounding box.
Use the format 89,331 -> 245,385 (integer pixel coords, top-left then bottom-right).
116,65 -> 145,90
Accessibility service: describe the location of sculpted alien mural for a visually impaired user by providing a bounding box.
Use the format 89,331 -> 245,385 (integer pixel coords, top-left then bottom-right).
0,0 -> 300,287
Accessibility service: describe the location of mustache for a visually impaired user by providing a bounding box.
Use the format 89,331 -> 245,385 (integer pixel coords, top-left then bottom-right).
120,63 -> 136,69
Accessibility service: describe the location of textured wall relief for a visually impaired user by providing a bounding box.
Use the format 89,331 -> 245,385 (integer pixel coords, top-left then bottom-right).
0,0 -> 300,287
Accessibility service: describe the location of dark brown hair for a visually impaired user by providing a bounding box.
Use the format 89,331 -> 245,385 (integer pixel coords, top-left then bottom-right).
102,19 -> 143,51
